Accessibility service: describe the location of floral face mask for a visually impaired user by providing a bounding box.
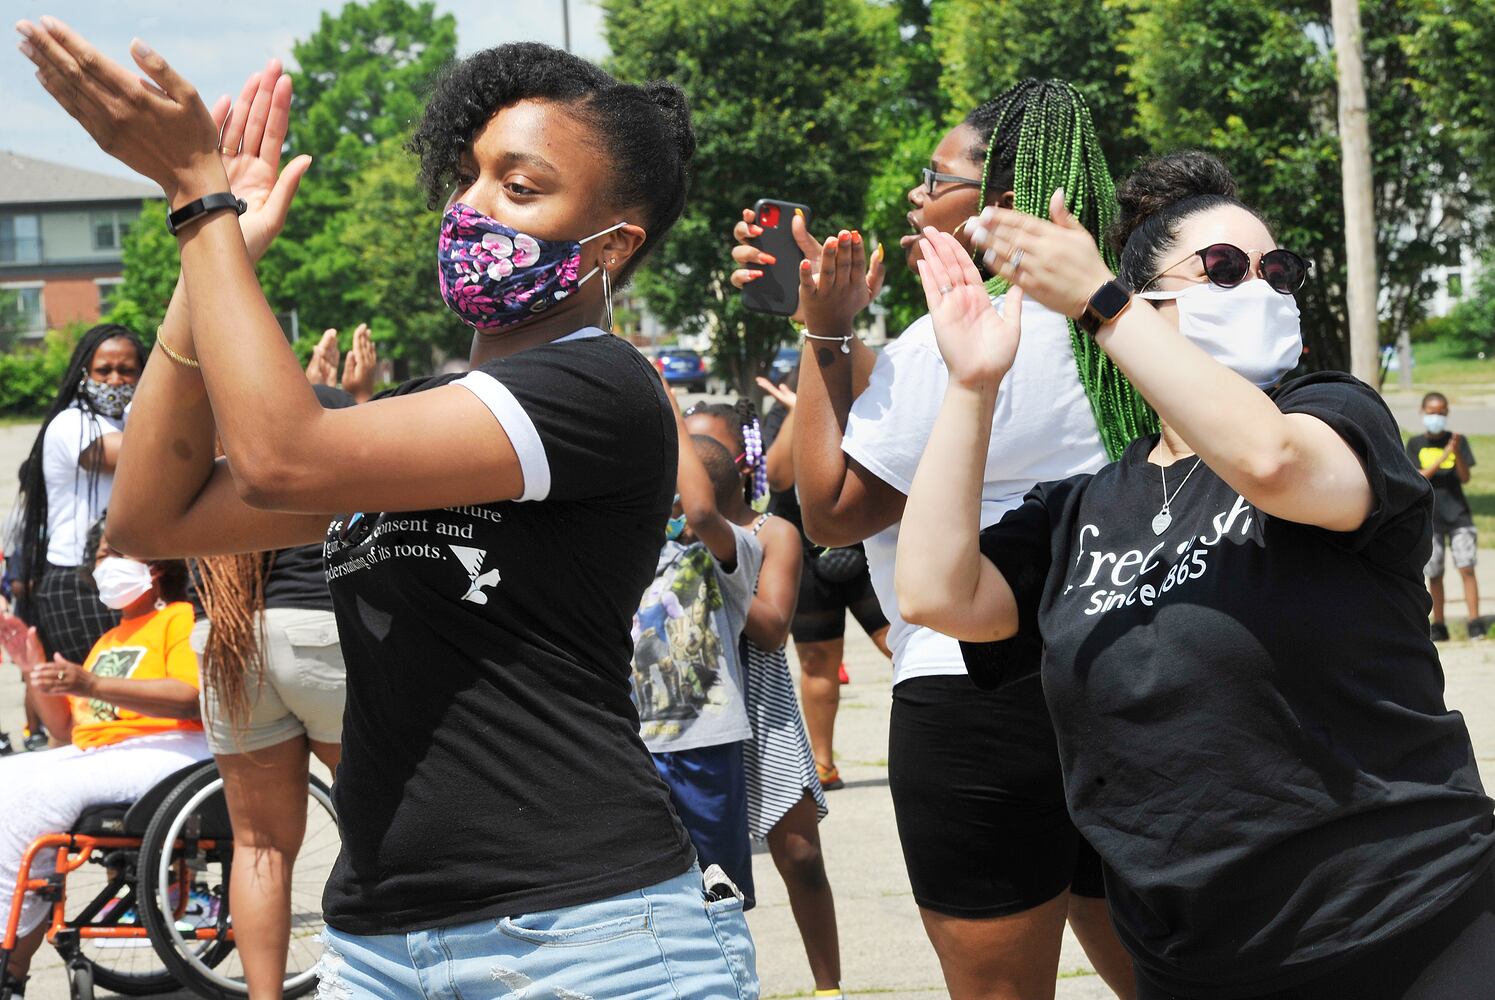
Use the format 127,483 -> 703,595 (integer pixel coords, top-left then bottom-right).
436,202 -> 627,331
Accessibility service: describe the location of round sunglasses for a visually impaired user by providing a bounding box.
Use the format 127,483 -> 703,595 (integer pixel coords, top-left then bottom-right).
1149,243 -> 1311,295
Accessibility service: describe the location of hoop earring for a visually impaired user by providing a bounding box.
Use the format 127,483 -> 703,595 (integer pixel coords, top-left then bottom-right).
601,265 -> 614,332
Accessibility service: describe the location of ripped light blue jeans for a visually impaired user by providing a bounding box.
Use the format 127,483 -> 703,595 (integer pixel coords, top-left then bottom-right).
317,865 -> 757,1000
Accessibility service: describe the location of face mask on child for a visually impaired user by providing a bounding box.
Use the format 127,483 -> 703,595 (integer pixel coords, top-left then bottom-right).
1423,413 -> 1448,436
93,557 -> 155,610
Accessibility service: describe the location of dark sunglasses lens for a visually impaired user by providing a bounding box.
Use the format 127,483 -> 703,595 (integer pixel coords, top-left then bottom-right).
1201,245 -> 1250,287
1261,250 -> 1307,293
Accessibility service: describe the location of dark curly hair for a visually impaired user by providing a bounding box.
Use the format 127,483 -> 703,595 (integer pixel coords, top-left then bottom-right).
1109,150 -> 1266,291
407,42 -> 695,284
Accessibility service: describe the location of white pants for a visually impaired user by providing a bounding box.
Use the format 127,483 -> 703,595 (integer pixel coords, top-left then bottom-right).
0,731 -> 210,938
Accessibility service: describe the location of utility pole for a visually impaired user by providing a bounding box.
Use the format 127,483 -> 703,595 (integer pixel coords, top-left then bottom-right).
1331,0 -> 1380,385
561,0 -> 572,53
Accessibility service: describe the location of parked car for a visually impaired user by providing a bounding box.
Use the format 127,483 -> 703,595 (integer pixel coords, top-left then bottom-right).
652,347 -> 710,393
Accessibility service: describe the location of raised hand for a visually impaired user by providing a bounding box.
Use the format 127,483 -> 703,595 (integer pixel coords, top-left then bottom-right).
19,18 -> 226,204
797,229 -> 870,342
754,376 -> 797,411
340,323 -> 378,403
916,227 -> 1021,390
730,207 -> 885,324
212,61 -> 312,262
966,190 -> 1114,321
305,330 -> 340,387
31,654 -> 92,697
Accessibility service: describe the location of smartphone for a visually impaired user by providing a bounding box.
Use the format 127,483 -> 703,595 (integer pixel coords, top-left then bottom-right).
742,199 -> 811,317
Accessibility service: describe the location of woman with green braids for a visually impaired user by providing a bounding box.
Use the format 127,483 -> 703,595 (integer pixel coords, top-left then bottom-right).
731,79 -> 1144,998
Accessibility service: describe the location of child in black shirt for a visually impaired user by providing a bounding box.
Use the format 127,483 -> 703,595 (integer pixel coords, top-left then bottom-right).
1407,391 -> 1480,640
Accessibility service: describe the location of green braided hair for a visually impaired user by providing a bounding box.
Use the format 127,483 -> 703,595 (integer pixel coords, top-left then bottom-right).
967,79 -> 1157,460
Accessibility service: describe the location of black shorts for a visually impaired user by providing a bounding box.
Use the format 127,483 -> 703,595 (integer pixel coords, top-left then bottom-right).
888,672 -> 1103,919
789,549 -> 888,644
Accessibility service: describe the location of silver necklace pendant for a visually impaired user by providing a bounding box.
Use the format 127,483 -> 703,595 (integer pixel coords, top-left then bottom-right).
1151,508 -> 1172,536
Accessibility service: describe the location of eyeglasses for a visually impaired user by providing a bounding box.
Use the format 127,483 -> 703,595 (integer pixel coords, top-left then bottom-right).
921,167 -> 984,198
1149,244 -> 1312,295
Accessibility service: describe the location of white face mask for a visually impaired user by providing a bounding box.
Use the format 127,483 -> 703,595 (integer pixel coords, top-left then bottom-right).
1422,413 -> 1448,436
93,557 -> 155,610
1139,280 -> 1303,388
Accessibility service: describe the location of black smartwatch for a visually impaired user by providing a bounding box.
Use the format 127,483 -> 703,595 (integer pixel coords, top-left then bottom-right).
1077,279 -> 1132,334
166,193 -> 247,236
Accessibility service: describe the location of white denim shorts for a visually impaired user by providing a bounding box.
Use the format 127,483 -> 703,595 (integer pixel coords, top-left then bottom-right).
191,607 -> 347,754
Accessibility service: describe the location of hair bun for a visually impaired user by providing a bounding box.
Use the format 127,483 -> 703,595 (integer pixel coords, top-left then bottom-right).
641,81 -> 697,165
1107,150 -> 1237,256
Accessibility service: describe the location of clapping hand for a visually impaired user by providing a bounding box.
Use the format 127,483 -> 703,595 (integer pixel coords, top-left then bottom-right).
915,228 -> 1022,390
730,208 -> 885,325
340,324 -> 378,403
0,613 -> 43,673
797,230 -> 871,342
305,330 -> 340,387
31,655 -> 93,697
966,190 -> 1114,321
213,60 -> 312,262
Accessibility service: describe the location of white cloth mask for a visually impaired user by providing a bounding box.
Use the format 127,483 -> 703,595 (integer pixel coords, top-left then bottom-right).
93,557 -> 155,610
1139,280 -> 1303,388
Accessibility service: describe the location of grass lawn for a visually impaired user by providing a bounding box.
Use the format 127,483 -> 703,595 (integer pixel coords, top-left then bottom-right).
1400,340 -> 1495,390
1450,434 -> 1495,539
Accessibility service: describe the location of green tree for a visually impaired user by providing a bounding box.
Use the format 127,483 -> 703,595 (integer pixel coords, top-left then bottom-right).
104,200 -> 177,341
1124,0 -> 1489,370
331,139 -> 468,369
930,0 -> 1148,174
262,0 -> 458,348
603,0 -> 896,392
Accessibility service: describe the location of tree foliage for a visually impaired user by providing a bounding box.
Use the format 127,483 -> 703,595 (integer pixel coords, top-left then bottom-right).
104,200 -> 178,342
603,0 -> 896,392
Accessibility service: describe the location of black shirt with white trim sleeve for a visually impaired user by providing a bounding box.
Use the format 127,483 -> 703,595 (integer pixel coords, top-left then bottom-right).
320,329 -> 695,934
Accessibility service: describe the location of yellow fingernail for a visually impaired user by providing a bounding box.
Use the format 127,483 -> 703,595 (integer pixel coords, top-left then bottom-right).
794,208 -> 805,218
873,243 -> 884,262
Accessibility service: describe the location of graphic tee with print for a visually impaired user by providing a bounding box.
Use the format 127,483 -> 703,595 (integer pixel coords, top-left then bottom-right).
321,331 -> 696,935
69,601 -> 203,750
840,299 -> 1107,685
967,374 -> 1494,996
632,523 -> 762,753
1405,431 -> 1476,532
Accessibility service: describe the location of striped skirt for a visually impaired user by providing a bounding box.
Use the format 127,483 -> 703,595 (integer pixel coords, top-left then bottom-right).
742,638 -> 827,841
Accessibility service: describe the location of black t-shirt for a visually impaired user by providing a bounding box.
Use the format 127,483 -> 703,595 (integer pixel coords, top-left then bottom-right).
1405,431 -> 1475,531
262,545 -> 332,612
969,374 -> 1494,996
320,332 -> 694,934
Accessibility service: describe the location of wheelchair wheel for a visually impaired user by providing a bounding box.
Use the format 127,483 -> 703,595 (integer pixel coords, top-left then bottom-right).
63,854 -> 182,996
138,763 -> 337,1000
68,962 -> 94,1000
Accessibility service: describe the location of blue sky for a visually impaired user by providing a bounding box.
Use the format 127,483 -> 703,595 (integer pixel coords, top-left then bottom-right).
3,0 -> 608,182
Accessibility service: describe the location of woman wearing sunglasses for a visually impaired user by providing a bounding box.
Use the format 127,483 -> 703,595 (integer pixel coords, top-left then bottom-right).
897,149 -> 1495,998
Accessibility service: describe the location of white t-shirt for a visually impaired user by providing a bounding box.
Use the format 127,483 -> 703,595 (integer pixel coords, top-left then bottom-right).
42,405 -> 123,567
841,298 -> 1109,685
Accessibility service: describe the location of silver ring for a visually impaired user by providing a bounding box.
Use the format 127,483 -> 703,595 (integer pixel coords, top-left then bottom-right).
218,145 -> 237,156
938,284 -> 953,295
1010,247 -> 1025,273
57,669 -> 65,681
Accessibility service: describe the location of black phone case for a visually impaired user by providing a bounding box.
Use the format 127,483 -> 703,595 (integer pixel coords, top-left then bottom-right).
742,199 -> 811,317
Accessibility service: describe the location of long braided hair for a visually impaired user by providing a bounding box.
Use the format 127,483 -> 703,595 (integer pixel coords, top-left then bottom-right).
17,324 -> 147,594
683,399 -> 769,509
967,79 -> 1157,460
193,552 -> 271,733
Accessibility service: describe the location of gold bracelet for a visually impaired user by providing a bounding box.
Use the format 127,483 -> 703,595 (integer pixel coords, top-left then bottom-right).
156,328 -> 200,369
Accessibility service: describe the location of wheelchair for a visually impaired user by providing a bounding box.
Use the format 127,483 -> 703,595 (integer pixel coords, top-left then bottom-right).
1,759 -> 337,1000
